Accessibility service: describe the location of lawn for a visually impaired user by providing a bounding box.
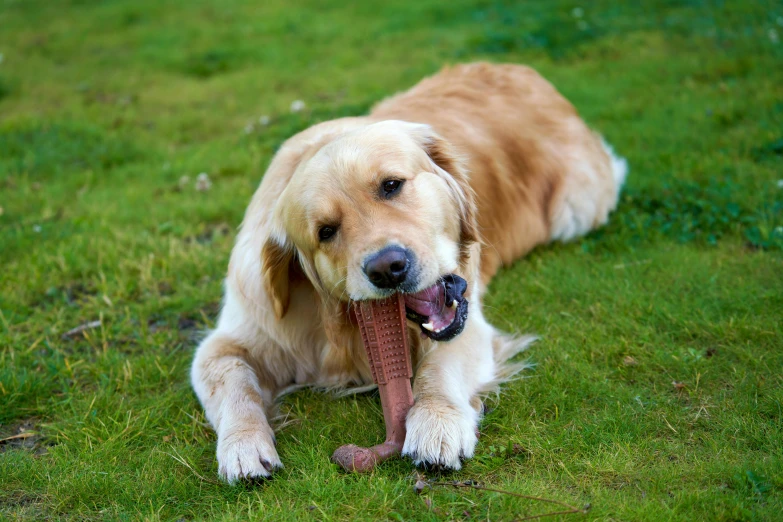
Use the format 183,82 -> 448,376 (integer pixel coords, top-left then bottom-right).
1,0 -> 782,520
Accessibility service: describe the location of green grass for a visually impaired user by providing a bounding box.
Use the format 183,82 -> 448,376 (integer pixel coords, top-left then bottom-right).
1,0 -> 782,520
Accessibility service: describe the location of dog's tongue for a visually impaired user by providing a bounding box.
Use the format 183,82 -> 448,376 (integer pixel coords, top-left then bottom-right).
403,282 -> 456,331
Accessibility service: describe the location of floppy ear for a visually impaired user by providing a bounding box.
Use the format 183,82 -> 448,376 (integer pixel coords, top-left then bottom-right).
261,235 -> 295,319
408,124 -> 480,267
231,117 -> 376,320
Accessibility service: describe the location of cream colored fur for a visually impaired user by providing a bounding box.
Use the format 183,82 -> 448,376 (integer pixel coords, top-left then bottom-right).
191,62 -> 626,482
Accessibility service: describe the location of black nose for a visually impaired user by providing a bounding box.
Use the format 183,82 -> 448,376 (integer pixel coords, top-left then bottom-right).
364,246 -> 410,289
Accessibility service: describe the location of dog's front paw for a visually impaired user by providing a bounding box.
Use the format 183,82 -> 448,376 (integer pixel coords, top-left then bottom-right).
402,399 -> 478,470
216,426 -> 282,483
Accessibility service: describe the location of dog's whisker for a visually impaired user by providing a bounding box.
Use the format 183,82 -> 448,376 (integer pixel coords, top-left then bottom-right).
325,269 -> 350,302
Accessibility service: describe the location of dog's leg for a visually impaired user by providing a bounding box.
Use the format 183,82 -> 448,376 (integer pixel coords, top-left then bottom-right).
402,303 -> 497,470
191,331 -> 283,483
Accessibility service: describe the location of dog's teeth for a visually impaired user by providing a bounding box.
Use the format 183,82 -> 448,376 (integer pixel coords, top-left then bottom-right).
450,300 -> 458,310
422,322 -> 434,332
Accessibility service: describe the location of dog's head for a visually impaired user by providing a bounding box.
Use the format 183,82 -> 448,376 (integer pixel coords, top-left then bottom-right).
262,120 -> 478,340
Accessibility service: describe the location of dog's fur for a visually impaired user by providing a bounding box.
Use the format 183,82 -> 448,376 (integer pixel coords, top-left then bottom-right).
191,62 -> 627,482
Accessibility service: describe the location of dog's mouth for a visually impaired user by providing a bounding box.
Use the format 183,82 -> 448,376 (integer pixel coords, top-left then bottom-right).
403,274 -> 469,342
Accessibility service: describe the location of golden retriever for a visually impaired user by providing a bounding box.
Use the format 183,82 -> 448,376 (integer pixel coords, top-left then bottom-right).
191,62 -> 627,482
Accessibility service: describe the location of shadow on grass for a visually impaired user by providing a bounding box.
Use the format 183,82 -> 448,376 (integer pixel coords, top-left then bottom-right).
587,178 -> 783,251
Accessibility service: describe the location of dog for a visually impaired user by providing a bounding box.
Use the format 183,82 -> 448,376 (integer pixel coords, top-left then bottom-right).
191,62 -> 627,482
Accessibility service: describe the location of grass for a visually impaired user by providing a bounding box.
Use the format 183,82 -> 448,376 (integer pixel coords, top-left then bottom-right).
1,0 -> 782,520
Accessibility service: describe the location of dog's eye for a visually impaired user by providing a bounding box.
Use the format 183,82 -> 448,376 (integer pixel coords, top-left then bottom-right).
318,225 -> 338,242
380,179 -> 404,198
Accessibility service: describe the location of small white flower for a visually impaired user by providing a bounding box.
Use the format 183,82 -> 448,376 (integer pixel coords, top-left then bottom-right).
776,179 -> 783,188
244,123 -> 254,134
577,19 -> 589,31
770,28 -> 779,43
33,225 -> 42,233
178,175 -> 190,188
195,172 -> 212,192
290,100 -> 306,113
259,115 -> 270,126
571,7 -> 584,18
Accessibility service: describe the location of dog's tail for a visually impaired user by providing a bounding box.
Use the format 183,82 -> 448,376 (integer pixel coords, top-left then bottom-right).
601,137 -> 628,194
476,331 -> 537,397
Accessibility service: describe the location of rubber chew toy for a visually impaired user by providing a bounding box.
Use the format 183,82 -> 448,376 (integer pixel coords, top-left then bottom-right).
332,293 -> 414,472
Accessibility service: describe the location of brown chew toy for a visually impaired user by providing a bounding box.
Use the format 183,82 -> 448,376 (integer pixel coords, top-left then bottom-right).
332,293 -> 414,472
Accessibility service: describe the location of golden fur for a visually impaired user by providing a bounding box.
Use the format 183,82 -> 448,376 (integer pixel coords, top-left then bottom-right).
191,62 -> 627,482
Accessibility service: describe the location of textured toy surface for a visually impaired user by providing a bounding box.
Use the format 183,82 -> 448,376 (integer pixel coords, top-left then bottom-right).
332,294 -> 414,472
